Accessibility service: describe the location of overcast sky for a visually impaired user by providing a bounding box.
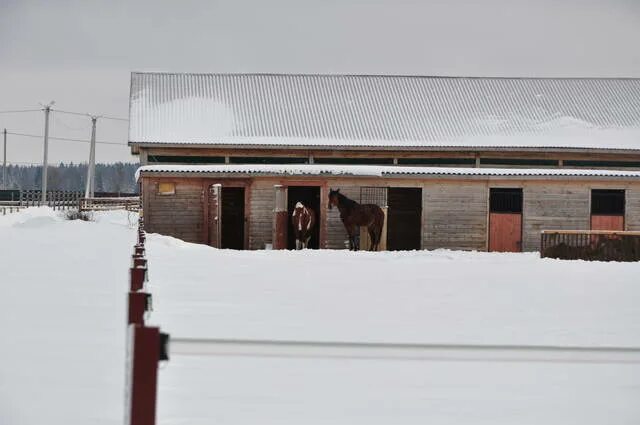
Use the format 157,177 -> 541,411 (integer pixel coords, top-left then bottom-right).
1,0 -> 639,165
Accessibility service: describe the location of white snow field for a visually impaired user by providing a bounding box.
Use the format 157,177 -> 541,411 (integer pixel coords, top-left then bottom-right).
1,207 -> 640,424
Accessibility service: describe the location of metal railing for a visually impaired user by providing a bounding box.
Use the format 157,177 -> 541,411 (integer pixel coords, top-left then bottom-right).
541,230 -> 640,262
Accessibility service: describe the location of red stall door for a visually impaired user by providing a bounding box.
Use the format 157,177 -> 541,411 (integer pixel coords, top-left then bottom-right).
591,215 -> 624,231
489,213 -> 522,252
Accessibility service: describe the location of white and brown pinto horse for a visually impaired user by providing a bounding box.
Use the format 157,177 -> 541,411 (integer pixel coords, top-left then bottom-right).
291,202 -> 316,249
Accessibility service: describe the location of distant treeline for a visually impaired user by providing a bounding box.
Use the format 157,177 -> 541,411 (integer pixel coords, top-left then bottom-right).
2,163 -> 139,193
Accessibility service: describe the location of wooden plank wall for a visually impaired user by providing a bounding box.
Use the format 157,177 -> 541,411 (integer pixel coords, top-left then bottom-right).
521,183 -> 590,251
626,188 -> 640,231
423,182 -> 488,251
145,180 -> 204,243
248,181 -> 275,250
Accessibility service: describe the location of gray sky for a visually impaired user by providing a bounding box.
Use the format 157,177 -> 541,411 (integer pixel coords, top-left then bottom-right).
1,0 -> 639,165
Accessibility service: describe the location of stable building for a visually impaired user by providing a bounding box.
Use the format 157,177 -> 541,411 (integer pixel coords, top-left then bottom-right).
130,72 -> 640,251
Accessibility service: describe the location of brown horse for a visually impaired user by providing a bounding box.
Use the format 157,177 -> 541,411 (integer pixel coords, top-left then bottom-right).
328,189 -> 384,251
291,202 -> 316,249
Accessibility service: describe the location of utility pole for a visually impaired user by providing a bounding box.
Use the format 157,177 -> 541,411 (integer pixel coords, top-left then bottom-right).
85,116 -> 97,198
2,128 -> 6,190
41,102 -> 54,202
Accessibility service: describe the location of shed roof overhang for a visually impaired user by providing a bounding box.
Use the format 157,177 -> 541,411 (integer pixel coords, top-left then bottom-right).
136,164 -> 640,182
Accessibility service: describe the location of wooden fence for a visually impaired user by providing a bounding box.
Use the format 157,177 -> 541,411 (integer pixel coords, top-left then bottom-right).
79,197 -> 140,212
18,190 -> 83,210
540,230 -> 640,262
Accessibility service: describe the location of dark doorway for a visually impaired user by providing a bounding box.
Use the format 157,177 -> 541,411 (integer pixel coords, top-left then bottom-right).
287,186 -> 321,249
387,188 -> 422,250
489,188 -> 523,252
221,187 -> 245,249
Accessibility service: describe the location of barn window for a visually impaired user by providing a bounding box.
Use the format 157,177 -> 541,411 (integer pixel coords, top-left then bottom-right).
481,158 -> 558,167
489,188 -> 522,213
148,155 -> 225,164
315,158 -> 394,165
158,182 -> 176,195
229,156 -> 308,164
566,160 -> 640,168
397,158 -> 475,166
360,187 -> 388,207
591,190 -> 625,215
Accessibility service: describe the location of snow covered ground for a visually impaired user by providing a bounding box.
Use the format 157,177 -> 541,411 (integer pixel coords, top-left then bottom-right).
1,208 -> 639,424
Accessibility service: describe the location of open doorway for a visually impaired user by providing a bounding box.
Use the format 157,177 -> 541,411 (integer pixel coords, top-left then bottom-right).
287,186 -> 321,249
387,188 -> 422,250
221,187 -> 245,249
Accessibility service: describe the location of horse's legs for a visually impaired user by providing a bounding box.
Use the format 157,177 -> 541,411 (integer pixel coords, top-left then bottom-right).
347,225 -> 358,251
305,235 -> 311,249
368,227 -> 377,251
295,239 -> 300,250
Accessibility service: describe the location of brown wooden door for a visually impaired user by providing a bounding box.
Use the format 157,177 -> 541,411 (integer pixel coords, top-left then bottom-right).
489,213 -> 522,252
591,215 -> 624,231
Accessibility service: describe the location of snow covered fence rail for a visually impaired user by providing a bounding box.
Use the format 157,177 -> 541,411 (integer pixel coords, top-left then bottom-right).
169,337 -> 640,365
541,230 -> 640,261
79,196 -> 140,212
0,201 -> 25,215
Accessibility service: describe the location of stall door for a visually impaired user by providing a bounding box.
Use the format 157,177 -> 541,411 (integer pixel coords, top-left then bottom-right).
387,188 -> 422,251
489,188 -> 522,252
591,189 -> 625,231
220,187 -> 245,249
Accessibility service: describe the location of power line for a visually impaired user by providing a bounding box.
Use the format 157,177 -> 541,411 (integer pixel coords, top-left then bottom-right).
6,131 -> 129,147
52,109 -> 128,122
0,109 -> 42,114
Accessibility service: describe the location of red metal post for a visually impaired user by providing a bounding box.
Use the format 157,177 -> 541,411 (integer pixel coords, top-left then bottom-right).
128,292 -> 150,325
272,185 -> 288,249
126,325 -> 160,425
130,266 -> 146,292
133,257 -> 147,268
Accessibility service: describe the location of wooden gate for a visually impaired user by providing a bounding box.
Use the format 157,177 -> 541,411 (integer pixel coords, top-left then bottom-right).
489,188 -> 523,252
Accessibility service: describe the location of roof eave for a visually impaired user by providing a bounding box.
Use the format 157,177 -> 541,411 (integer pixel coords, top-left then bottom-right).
128,141 -> 640,155
137,170 -> 640,182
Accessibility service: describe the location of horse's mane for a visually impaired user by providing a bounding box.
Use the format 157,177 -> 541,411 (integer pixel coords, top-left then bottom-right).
337,192 -> 358,209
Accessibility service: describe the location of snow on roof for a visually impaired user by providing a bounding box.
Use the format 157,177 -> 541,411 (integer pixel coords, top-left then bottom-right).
129,73 -> 640,150
136,164 -> 640,180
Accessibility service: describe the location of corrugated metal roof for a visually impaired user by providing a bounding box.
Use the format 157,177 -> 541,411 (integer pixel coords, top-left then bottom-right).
136,164 -> 640,180
129,73 -> 640,150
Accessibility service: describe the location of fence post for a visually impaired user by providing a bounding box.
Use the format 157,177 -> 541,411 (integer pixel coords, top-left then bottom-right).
125,325 -> 167,425
209,184 -> 222,248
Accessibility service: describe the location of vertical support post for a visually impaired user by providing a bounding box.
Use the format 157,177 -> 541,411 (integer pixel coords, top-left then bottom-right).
128,292 -> 150,325
209,184 -> 222,248
272,185 -> 288,249
125,325 -> 160,425
2,128 -> 6,189
41,103 -> 53,202
85,116 -> 97,198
